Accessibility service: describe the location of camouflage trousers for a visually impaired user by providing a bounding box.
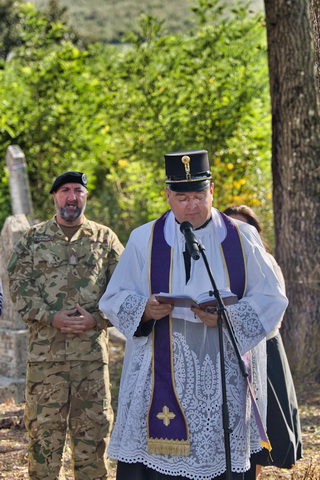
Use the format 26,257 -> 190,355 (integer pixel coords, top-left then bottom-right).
24,360 -> 114,480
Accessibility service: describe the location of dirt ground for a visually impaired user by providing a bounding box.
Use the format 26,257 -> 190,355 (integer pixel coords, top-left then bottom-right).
0,336 -> 319,480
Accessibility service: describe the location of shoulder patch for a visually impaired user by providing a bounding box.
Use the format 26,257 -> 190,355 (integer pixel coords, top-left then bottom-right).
14,245 -> 24,255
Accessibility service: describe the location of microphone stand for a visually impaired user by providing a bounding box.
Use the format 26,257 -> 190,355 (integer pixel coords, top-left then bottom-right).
196,240 -> 248,480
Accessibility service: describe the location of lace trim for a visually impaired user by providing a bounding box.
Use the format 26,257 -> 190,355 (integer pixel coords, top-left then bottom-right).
227,302 -> 265,354
108,452 -> 256,479
108,324 -> 264,479
118,293 -> 147,337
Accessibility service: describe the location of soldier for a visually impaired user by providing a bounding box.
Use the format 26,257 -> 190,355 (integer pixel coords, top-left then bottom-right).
7,171 -> 124,480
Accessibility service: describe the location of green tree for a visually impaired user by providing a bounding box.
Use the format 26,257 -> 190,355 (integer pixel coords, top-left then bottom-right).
1,0 -> 272,246
0,0 -> 23,62
96,2 -> 272,239
0,0 -> 79,63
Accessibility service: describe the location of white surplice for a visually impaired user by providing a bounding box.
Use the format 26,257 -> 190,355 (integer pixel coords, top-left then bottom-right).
99,208 -> 288,480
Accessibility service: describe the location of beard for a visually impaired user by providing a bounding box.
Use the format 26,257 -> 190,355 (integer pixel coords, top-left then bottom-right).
57,203 -> 83,222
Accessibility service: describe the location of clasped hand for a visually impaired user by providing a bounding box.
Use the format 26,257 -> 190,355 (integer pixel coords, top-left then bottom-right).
52,303 -> 96,333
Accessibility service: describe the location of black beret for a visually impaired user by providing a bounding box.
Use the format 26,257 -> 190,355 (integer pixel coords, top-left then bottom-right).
164,149 -> 212,192
49,171 -> 88,193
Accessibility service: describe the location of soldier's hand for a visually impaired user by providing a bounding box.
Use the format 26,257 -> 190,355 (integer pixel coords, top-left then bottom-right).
52,305 -> 96,333
73,303 -> 97,331
52,308 -> 78,331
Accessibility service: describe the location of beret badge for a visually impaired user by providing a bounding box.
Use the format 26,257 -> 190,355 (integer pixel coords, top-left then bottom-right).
82,174 -> 88,186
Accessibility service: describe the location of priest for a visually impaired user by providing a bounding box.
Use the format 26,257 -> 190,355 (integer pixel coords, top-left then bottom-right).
99,149 -> 288,480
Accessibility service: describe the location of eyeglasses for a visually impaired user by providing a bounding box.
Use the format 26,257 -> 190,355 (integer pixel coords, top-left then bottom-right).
174,192 -> 210,206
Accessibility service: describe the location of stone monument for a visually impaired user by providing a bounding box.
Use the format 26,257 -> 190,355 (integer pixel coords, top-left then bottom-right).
0,145 -> 34,402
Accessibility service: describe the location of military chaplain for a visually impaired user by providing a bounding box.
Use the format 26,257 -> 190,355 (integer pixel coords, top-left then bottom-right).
7,171 -> 124,480
99,150 -> 289,480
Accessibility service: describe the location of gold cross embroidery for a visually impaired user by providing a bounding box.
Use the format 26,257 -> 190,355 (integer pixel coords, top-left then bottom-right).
157,405 -> 176,426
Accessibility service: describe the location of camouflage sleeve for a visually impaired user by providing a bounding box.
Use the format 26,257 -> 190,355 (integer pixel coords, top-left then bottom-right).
91,310 -> 112,329
94,229 -> 124,329
105,231 -> 124,284
7,232 -> 54,325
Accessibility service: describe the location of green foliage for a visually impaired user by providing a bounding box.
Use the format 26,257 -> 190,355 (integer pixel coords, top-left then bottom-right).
0,0 -> 24,61
31,0 -> 198,44
0,0 -> 273,245
0,0 -> 79,62
30,0 -> 264,44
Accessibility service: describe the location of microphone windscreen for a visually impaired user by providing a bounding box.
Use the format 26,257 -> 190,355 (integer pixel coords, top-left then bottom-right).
180,221 -> 193,233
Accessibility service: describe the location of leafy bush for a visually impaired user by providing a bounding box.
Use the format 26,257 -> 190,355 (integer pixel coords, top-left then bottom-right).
0,0 -> 273,245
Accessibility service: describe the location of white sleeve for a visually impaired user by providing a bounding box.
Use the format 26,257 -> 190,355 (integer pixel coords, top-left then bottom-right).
225,222 -> 288,354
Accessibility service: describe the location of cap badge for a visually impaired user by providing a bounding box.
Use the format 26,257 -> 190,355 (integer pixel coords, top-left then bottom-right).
181,155 -> 191,180
82,174 -> 88,186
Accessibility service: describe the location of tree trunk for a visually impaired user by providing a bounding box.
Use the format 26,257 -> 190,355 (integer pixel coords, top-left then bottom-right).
310,0 -> 320,103
264,0 -> 320,381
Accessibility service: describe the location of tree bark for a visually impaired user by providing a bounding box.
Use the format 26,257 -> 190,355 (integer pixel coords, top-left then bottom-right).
264,0 -> 320,381
310,0 -> 320,102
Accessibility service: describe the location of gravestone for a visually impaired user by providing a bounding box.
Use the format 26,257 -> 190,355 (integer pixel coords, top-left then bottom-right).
6,145 -> 34,218
0,145 -> 34,402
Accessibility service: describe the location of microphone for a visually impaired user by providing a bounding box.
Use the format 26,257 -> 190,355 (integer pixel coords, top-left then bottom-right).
180,221 -> 200,260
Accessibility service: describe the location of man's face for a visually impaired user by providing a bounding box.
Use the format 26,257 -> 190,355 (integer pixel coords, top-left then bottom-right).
53,183 -> 88,225
165,184 -> 214,229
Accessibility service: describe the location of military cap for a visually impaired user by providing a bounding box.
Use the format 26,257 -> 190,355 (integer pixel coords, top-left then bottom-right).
49,171 -> 88,193
164,149 -> 212,192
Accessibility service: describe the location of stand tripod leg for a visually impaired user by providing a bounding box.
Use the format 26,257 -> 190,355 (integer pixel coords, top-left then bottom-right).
217,314 -> 233,479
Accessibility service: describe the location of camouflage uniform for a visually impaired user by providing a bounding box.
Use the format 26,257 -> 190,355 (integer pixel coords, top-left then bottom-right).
7,216 -> 124,480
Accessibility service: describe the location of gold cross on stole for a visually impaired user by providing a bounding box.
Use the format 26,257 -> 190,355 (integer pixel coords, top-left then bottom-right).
157,405 -> 176,426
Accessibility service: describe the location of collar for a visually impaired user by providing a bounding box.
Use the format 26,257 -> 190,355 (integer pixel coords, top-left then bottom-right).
175,216 -> 212,230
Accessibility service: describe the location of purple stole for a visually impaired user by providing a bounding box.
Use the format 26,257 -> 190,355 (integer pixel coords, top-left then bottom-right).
147,210 -> 271,456
147,211 -> 190,455
220,212 -> 246,298
220,213 -> 271,450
